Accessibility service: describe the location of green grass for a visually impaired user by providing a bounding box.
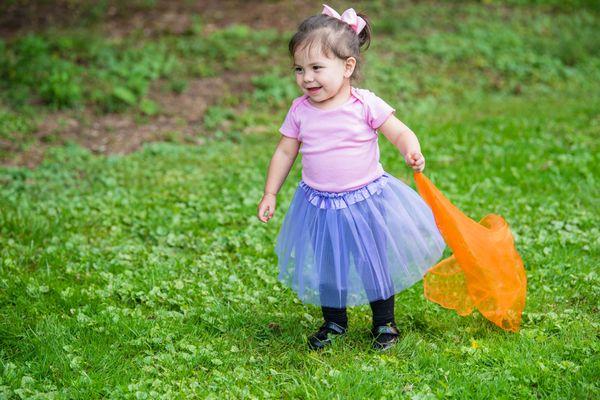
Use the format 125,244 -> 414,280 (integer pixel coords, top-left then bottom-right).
1,1 -> 599,398
0,24 -> 284,111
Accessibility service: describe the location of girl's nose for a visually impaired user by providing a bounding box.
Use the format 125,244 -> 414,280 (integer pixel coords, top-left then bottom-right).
303,72 -> 314,82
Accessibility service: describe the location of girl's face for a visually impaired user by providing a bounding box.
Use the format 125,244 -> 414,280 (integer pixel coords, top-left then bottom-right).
293,44 -> 355,107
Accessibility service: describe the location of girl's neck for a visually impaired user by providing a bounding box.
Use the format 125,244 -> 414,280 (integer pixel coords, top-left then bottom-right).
308,82 -> 352,110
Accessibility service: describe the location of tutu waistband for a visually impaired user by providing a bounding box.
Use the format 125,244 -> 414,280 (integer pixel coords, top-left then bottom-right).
299,173 -> 390,209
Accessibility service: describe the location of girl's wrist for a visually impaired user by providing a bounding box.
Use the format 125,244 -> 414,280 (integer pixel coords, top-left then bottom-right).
264,191 -> 277,197
404,148 -> 421,157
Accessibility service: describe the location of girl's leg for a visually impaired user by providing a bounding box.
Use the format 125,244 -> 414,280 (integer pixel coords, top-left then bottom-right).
315,211 -> 349,321
308,212 -> 349,350
321,305 -> 348,328
354,197 -> 396,327
369,294 -> 395,327
367,200 -> 396,327
318,245 -> 349,326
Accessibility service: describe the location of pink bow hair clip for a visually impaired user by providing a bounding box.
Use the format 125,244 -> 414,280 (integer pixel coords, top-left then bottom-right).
322,4 -> 366,34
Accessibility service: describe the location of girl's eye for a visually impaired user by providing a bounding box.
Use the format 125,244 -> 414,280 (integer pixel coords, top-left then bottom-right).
294,67 -> 303,74
312,66 -> 322,71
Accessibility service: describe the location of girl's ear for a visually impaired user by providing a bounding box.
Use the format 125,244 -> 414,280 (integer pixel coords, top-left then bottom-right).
343,57 -> 357,78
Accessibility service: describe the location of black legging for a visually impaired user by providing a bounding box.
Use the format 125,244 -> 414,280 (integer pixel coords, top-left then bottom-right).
321,294 -> 395,329
315,198 -> 396,309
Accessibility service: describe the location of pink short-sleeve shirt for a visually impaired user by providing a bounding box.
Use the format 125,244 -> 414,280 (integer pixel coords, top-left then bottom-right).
279,87 -> 395,192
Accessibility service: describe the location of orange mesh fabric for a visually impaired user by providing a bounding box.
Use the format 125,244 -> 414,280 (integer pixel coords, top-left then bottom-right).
414,172 -> 527,332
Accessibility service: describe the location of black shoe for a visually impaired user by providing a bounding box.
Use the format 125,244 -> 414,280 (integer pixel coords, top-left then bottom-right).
371,323 -> 400,351
307,321 -> 347,350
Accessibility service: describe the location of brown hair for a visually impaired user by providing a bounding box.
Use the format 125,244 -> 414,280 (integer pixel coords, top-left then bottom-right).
288,12 -> 372,81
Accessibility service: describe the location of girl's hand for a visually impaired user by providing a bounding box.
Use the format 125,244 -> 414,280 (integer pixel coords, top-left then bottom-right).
257,193 -> 277,223
405,151 -> 425,172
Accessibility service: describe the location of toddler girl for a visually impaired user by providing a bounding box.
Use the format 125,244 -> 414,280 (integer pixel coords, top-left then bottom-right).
257,5 -> 445,351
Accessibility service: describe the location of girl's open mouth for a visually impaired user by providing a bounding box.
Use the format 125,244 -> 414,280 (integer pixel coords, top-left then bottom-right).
307,87 -> 322,94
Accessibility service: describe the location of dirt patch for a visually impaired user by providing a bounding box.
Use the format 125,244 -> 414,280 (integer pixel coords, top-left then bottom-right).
0,0 -> 320,38
103,0 -> 319,38
2,71 -> 254,168
0,0 -> 318,167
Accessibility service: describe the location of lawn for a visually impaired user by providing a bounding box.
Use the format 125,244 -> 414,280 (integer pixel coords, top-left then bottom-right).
0,1 -> 598,398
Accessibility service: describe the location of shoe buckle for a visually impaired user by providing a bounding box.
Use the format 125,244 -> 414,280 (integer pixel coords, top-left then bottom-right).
373,325 -> 399,336
324,321 -> 347,335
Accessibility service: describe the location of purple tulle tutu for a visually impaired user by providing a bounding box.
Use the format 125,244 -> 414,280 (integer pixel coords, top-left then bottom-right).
275,172 -> 446,308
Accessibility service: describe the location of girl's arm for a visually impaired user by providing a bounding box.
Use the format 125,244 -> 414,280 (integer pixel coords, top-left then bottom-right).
257,136 -> 301,223
264,136 -> 301,195
378,115 -> 425,172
